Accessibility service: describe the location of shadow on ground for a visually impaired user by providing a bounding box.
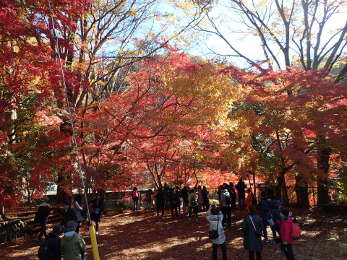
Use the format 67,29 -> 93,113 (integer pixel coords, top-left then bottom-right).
1,209 -> 347,259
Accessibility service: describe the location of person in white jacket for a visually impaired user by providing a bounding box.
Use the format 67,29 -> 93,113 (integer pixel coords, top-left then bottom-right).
206,204 -> 227,260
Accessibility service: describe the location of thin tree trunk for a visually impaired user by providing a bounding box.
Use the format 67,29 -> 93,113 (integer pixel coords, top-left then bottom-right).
317,146 -> 331,205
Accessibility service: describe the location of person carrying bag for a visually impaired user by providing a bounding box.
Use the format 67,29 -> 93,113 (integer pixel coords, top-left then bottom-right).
206,204 -> 227,260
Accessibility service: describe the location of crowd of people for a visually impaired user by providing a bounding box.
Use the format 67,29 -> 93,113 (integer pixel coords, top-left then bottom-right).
132,179 -> 298,260
206,185 -> 298,260
35,192 -> 104,260
35,179 -> 299,260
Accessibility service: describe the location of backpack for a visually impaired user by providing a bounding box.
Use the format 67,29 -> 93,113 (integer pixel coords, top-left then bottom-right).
132,190 -> 139,199
291,222 -> 301,240
224,193 -> 231,205
190,194 -> 198,207
208,216 -> 220,240
38,238 -> 49,260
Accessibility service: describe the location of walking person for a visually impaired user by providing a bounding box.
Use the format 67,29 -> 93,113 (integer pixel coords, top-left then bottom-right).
277,208 -> 296,260
38,224 -> 63,260
35,199 -> 50,240
243,206 -> 264,260
131,187 -> 140,211
61,221 -> 86,260
206,204 -> 227,260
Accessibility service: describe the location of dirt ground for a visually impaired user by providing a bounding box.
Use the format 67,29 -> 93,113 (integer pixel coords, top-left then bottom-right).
1,208 -> 347,260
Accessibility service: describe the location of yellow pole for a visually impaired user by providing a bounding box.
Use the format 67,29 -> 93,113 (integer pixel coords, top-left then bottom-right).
89,224 -> 100,260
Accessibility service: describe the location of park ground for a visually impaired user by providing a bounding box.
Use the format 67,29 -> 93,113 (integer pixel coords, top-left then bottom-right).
1,208 -> 347,260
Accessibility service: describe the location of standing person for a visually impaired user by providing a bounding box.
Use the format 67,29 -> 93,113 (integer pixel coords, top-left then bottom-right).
246,189 -> 255,209
188,188 -> 199,220
259,190 -> 277,242
197,186 -> 204,212
154,187 -> 165,216
61,221 -> 86,260
131,187 -> 140,211
38,225 -> 63,260
243,206 -> 264,260
144,189 -> 153,211
220,187 -> 232,227
269,189 -> 281,240
277,208 -> 296,260
236,178 -> 246,208
206,204 -> 227,260
202,186 -> 210,211
170,187 -> 181,216
35,199 -> 50,240
90,193 -> 103,235
181,186 -> 189,216
72,195 -> 84,233
61,203 -> 77,228
228,183 -> 237,209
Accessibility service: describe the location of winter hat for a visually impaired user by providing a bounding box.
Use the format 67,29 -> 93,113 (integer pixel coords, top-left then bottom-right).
65,220 -> 78,232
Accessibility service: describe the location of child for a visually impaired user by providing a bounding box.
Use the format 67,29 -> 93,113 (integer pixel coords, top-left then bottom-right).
277,208 -> 296,260
206,204 -> 227,260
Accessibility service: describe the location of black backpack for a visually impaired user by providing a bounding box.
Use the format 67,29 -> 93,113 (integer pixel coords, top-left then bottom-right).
224,193 -> 231,205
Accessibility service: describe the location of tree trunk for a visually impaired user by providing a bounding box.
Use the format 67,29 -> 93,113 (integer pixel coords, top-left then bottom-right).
295,173 -> 309,207
317,146 -> 331,205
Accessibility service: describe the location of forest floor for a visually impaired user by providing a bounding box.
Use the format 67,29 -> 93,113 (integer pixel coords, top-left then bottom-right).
1,207 -> 347,260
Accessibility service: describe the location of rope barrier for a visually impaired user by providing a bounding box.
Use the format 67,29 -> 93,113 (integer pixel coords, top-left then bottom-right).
46,1 -> 100,259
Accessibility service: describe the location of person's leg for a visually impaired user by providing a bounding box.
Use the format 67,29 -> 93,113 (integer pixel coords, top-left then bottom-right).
286,244 -> 295,260
38,220 -> 45,239
221,207 -> 227,225
226,207 -> 232,227
262,218 -> 268,240
249,250 -> 255,260
212,243 -> 218,260
270,225 -> 277,239
221,243 -> 227,260
256,251 -> 262,260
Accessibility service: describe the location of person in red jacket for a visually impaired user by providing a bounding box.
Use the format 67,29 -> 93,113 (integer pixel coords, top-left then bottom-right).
277,208 -> 295,260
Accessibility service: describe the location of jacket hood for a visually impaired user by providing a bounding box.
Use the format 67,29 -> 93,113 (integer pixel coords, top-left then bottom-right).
63,232 -> 77,241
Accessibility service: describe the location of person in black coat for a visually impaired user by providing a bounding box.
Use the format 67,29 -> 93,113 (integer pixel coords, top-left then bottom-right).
243,206 -> 264,260
38,225 -> 63,260
35,200 -> 50,240
154,188 -> 165,216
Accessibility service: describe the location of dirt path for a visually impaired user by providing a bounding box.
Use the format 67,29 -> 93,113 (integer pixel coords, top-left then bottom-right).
1,209 -> 347,259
